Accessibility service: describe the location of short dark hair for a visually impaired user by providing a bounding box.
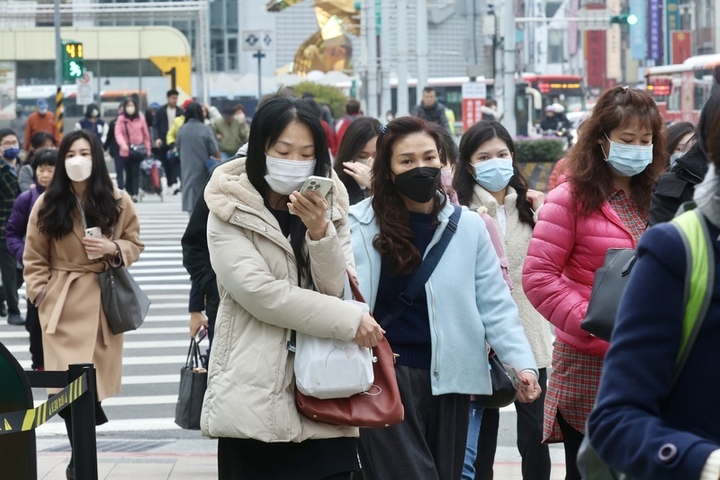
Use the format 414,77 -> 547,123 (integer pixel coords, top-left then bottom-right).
167,89 -> 179,97
0,128 -> 17,144
486,99 -> 497,108
345,99 -> 361,115
31,147 -> 57,171
423,86 -> 435,94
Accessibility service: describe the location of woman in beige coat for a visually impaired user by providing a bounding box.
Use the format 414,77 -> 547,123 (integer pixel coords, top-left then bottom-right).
454,121 -> 553,480
23,129 -> 143,480
202,96 -> 383,480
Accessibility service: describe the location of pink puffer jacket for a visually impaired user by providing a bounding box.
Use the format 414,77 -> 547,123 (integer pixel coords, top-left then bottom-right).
522,182 -> 638,357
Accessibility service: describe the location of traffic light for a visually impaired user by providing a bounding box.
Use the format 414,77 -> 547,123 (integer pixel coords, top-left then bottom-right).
62,41 -> 84,80
610,13 -> 639,25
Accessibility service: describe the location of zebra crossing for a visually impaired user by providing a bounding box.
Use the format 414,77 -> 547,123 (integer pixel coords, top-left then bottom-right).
0,193 -> 199,436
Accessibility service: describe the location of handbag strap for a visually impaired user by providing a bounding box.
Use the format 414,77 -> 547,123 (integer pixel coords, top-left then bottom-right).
184,338 -> 202,369
379,205 -> 461,329
123,117 -> 132,146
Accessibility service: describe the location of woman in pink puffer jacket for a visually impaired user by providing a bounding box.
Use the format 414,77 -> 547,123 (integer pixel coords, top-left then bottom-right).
522,86 -> 667,480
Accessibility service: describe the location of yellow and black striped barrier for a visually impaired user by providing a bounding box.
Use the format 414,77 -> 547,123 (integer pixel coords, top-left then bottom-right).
0,373 -> 86,435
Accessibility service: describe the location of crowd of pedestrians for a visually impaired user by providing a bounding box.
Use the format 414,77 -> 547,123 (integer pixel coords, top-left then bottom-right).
4,81 -> 720,480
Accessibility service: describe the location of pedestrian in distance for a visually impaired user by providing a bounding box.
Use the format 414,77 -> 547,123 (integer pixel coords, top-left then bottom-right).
454,120 -> 552,480
349,117 -> 541,480
212,104 -> 249,160
23,129 -> 144,480
75,103 -> 107,143
522,85 -> 667,480
0,128 -> 23,326
114,97 -> 151,202
6,148 -> 57,370
586,109 -> 720,480
104,106 -> 124,190
202,95 -> 382,479
665,121 -> 695,170
334,116 -> 381,205
649,87 -> 720,225
176,102 -> 220,213
411,86 -> 451,132
152,89 -> 183,189
18,131 -> 57,193
334,98 -> 362,147
24,99 -> 61,152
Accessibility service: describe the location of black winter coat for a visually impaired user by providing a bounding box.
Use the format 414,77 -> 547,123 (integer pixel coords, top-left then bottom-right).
648,147 -> 708,225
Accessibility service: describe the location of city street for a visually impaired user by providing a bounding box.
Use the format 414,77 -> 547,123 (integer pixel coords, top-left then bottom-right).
2,192 -> 567,479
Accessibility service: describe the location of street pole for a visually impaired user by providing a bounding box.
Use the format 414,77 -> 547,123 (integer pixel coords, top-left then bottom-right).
367,0 -> 378,118
416,0 -> 429,93
396,0 -> 409,116
54,0 -> 63,134
503,0 -> 517,137
253,50 -> 265,100
379,0 -> 392,118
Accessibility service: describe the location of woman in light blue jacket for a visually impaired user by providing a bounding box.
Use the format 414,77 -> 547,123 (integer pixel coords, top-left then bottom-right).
349,117 -> 540,480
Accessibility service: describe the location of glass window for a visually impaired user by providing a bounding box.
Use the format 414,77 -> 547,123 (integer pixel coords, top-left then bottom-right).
548,29 -> 565,64
228,38 -> 237,55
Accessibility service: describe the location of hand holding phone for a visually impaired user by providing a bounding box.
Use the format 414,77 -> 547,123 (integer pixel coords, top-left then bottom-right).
84,227 -> 103,260
289,176 -> 333,216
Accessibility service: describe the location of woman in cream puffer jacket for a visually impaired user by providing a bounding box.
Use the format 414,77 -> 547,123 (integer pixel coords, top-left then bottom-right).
201,96 -> 383,480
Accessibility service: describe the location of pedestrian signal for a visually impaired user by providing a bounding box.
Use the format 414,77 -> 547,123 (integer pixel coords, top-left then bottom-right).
62,41 -> 84,80
610,13 -> 639,25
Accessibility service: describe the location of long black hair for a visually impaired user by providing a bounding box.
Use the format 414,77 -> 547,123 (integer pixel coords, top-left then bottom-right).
121,98 -> 139,120
683,87 -> 720,164
37,130 -> 119,239
184,102 -> 204,121
245,95 -> 331,281
333,117 -> 381,205
455,121 -> 535,227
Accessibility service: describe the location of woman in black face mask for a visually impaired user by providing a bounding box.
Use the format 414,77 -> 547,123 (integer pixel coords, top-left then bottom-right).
348,117 -> 541,480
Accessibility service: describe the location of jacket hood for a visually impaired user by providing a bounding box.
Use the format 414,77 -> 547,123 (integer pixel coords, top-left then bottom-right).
472,184 -> 517,217
673,146 -> 708,184
205,157 -> 350,225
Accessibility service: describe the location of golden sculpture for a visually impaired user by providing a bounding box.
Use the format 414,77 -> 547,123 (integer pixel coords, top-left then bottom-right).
267,0 -> 359,76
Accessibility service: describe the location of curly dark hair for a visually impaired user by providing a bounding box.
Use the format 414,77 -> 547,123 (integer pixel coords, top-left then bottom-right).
37,130 -> 119,239
454,120 -> 535,227
565,86 -> 666,215
371,117 -> 447,276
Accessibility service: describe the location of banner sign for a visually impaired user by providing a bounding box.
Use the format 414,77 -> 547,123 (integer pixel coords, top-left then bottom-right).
648,0 -> 663,62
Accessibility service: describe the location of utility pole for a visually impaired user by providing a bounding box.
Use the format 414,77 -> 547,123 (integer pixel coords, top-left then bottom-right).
502,0 -> 517,137
416,0 -> 429,92
396,0 -> 409,116
366,0 -> 379,118
253,50 -> 265,100
379,0 -> 392,118
54,0 -> 63,134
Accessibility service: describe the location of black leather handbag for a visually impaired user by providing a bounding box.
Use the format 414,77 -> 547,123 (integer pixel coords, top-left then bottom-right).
581,248 -> 637,342
475,351 -> 518,408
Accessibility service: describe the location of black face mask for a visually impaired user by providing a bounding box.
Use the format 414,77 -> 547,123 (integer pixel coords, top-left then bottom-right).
393,167 -> 441,203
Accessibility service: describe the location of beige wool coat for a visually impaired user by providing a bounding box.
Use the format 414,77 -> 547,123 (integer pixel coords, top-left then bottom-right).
470,185 -> 553,368
201,158 -> 363,442
23,189 -> 144,400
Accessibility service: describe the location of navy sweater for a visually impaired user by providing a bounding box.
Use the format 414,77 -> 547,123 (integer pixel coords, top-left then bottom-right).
588,221 -> 720,479
374,212 -> 436,370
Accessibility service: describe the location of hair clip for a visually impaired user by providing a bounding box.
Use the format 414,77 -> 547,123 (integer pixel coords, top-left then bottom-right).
380,124 -> 388,134
621,85 -> 629,92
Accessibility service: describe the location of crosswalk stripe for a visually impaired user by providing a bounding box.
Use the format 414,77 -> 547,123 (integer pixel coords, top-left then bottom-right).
36,418 -> 182,435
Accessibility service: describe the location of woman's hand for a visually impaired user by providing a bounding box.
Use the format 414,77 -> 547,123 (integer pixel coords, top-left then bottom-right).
343,161 -> 373,190
189,311 -> 209,337
515,371 -> 542,403
354,313 -> 385,348
526,189 -> 545,211
82,236 -> 118,258
288,190 -> 328,240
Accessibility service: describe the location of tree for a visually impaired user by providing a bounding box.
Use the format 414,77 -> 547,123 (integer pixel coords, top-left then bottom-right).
293,82 -> 348,119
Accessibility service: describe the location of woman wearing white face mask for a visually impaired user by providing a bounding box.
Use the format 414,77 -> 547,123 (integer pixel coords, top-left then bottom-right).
23,130 -> 144,480
202,95 -> 383,479
454,121 -> 553,480
114,98 -> 151,202
334,116 -> 382,205
522,86 -> 666,480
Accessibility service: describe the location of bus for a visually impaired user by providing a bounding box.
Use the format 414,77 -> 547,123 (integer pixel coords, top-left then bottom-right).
645,54 -> 720,123
388,74 -> 586,136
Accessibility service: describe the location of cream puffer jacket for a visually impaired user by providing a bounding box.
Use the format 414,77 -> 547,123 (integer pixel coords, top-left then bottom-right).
201,158 -> 363,442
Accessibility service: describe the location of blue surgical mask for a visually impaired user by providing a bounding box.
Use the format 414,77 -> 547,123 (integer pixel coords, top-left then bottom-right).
2,147 -> 20,161
474,158 -> 514,192
602,136 -> 653,177
669,152 -> 683,169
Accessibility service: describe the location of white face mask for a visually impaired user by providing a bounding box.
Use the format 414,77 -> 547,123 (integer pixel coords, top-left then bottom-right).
264,155 -> 316,195
125,106 -> 136,116
65,155 -> 93,182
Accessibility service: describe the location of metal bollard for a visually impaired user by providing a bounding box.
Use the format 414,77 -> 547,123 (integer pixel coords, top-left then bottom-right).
68,363 -> 98,480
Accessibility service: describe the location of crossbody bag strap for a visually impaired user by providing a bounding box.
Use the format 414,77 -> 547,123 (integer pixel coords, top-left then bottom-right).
123,118 -> 131,147
380,204 -> 462,329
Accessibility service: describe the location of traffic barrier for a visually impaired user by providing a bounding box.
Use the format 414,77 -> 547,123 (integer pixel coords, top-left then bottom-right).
0,342 -> 99,479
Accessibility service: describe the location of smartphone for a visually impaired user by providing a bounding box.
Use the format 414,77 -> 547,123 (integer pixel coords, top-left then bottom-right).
84,227 -> 103,260
290,176 -> 333,215
194,325 -> 208,344
505,365 -> 530,389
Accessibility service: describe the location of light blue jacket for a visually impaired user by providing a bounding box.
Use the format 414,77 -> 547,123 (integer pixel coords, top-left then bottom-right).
349,197 -> 538,396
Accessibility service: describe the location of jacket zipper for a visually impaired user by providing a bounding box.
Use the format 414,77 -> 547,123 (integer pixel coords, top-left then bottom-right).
428,279 -> 440,380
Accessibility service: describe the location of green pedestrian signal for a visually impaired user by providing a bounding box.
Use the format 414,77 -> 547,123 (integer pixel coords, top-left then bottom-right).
610,13 -> 639,25
62,41 -> 84,80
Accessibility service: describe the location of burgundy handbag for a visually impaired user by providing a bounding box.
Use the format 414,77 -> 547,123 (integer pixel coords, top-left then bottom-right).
295,273 -> 405,429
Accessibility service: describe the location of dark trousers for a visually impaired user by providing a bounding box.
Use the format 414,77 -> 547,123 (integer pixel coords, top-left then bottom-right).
359,365 -> 470,480
474,368 -> 550,480
160,146 -> 180,187
557,411 -> 583,480
25,302 -> 43,369
123,157 -> 141,196
58,399 -> 108,469
0,241 -> 19,314
113,154 -> 125,190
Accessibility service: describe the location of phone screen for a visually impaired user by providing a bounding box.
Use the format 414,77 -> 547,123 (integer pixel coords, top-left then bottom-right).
194,326 -> 208,344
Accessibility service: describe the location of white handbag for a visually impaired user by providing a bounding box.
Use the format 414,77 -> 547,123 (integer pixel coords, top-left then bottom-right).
293,276 -> 375,400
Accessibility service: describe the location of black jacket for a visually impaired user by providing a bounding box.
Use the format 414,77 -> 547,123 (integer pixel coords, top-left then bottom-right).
152,104 -> 183,148
411,102 -> 450,132
648,146 -> 708,226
